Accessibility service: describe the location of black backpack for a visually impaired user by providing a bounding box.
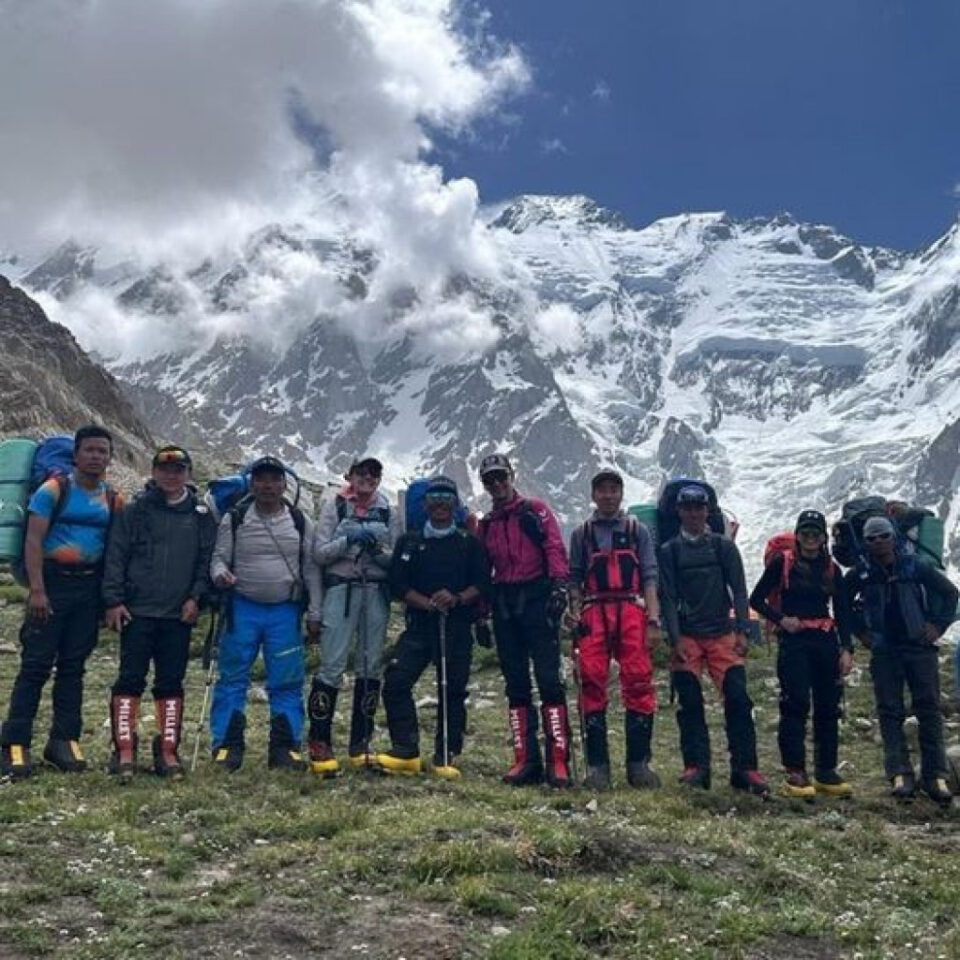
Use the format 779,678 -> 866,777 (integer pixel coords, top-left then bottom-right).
656,478 -> 726,547
830,496 -> 888,569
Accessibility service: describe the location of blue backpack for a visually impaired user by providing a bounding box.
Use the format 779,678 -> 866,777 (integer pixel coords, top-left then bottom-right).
203,464 -> 302,523
404,478 -> 469,533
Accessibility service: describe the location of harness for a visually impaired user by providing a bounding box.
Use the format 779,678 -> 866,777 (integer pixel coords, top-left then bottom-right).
775,549 -> 836,634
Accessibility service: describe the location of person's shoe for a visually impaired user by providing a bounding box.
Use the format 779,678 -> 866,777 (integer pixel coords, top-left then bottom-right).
109,694 -> 139,780
0,744 -> 32,780
431,754 -> 461,780
890,772 -> 916,802
503,706 -> 543,787
347,750 -> 381,771
43,738 -> 87,773
376,748 -> 421,776
679,765 -> 710,790
730,769 -> 770,797
212,743 -> 244,772
308,741 -> 341,778
781,768 -> 816,800
813,769 -> 852,798
921,777 -> 953,808
583,763 -> 612,791
267,715 -> 307,771
152,697 -> 185,780
626,761 -> 661,790
541,703 -> 573,789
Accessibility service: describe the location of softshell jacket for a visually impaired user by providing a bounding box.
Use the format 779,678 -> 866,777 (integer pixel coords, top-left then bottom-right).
478,494 -> 568,585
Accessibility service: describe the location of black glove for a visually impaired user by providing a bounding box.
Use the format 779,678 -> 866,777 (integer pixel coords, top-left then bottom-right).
474,621 -> 494,649
545,581 -> 568,629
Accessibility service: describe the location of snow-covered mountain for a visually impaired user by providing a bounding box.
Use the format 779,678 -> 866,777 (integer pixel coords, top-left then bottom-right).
7,195 -> 960,570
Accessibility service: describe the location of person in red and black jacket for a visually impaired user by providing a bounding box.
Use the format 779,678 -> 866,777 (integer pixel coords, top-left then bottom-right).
477,453 -> 572,788
750,509 -> 854,799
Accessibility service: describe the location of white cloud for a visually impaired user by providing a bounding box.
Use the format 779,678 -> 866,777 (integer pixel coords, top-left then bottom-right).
540,138 -> 568,156
591,80 -> 611,102
0,0 -> 531,358
533,303 -> 581,352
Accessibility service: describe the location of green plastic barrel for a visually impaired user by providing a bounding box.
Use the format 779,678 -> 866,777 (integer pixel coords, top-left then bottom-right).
0,438 -> 37,561
627,503 -> 659,545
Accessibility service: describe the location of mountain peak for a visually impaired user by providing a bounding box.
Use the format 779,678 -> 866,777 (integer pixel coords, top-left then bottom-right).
490,194 -> 628,233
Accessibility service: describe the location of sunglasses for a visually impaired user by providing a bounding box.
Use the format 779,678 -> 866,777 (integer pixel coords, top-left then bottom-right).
865,532 -> 893,543
425,492 -> 456,503
482,471 -> 509,486
353,468 -> 381,480
797,528 -> 824,538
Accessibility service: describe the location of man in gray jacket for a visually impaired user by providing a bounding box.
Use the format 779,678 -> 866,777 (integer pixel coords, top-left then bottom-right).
307,456 -> 399,776
209,456 -> 322,772
103,445 -> 216,779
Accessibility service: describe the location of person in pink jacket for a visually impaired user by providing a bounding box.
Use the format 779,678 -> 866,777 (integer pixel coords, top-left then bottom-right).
477,454 -> 572,788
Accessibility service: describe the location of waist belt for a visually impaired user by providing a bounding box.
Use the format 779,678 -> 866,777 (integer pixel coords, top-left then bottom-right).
583,592 -> 643,606
44,561 -> 99,578
794,617 -> 835,633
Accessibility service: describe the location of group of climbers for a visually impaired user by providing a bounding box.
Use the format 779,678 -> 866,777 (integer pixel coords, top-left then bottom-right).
0,425 -> 957,809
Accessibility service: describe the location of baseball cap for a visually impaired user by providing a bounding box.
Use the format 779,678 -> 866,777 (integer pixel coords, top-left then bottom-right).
591,468 -> 624,489
479,453 -> 513,478
152,445 -> 192,468
795,509 -> 827,534
676,484 -> 709,505
249,455 -> 286,475
349,456 -> 383,477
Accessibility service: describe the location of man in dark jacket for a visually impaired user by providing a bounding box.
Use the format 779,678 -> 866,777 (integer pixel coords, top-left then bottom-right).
845,515 -> 959,805
102,445 -> 216,779
659,484 -> 769,796
377,476 -> 488,778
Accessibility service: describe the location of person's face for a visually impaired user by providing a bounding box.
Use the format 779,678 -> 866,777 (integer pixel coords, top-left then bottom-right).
152,463 -> 189,498
74,437 -> 112,478
678,502 -> 708,534
592,480 -> 623,517
796,527 -> 825,556
350,466 -> 381,498
425,492 -> 456,527
865,528 -> 896,563
482,469 -> 514,506
251,469 -> 285,506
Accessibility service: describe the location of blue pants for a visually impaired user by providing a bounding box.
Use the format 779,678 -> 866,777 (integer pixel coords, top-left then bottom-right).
210,596 -> 304,747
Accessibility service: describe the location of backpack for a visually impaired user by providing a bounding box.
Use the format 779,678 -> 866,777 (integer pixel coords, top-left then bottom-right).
335,493 -> 391,528
831,496 -> 945,570
887,502 -> 945,570
0,435 -> 117,584
830,496 -> 886,568
761,531 -> 836,616
656,478 -> 727,547
402,478 -> 470,533
203,463 -> 302,524
626,503 -> 659,545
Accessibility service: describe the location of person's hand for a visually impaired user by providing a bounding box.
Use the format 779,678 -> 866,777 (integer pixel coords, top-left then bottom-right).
105,604 -> 132,632
474,621 -> 494,649
923,622 -> 941,644
180,598 -> 199,625
430,589 -> 458,613
779,616 -> 802,634
305,620 -> 322,644
733,631 -> 750,656
563,601 -> 582,632
214,570 -> 236,589
838,648 -> 854,676
545,581 -> 568,629
28,588 -> 53,623
347,527 -> 377,546
646,617 -> 662,647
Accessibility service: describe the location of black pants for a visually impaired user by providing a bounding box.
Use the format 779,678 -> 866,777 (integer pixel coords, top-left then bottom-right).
1,569 -> 101,745
870,642 -> 946,781
777,631 -> 842,773
381,613 -> 473,760
111,616 -> 192,700
493,587 -> 565,709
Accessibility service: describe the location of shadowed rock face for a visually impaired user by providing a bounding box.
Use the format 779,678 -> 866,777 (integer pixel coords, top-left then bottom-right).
0,275 -> 152,470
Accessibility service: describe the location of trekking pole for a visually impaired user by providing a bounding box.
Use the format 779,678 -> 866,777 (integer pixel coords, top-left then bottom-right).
358,548 -> 375,772
190,602 -> 224,772
438,611 -> 451,770
570,626 -> 588,784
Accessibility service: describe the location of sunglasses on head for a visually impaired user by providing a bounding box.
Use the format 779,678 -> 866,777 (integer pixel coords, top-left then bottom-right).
483,471 -> 509,486
155,450 -> 189,465
865,532 -> 893,543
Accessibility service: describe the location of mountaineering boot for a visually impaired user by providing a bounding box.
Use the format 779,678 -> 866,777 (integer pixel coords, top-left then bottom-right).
307,679 -> 340,778
108,694 -> 140,780
43,738 -> 87,773
921,777 -> 953,808
890,771 -> 916,802
679,765 -> 711,790
268,715 -> 307,771
212,711 -> 245,772
813,769 -> 853,798
781,768 -> 816,800
431,753 -> 461,780
625,710 -> 661,790
583,710 -> 611,791
1,744 -> 32,780
152,697 -> 185,780
730,769 -> 771,797
542,703 -> 573,789
347,678 -> 381,769
503,705 -> 543,786
377,744 -> 422,776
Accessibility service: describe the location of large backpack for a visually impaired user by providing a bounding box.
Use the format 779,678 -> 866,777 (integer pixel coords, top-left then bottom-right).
402,478 -> 470,533
830,496 -> 886,568
627,503 -> 659,546
831,496 -> 945,570
656,478 -> 727,546
203,463 -> 302,524
761,531 -> 836,616
0,435 -> 117,584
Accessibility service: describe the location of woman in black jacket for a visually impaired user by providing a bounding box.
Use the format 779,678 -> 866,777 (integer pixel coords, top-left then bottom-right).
750,510 -> 854,799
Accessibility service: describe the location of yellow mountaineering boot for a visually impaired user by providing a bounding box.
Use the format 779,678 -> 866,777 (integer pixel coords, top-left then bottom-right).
376,748 -> 422,776
813,769 -> 853,798
781,768 -> 816,800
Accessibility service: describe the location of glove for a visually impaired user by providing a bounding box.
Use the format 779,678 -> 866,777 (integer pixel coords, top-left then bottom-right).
346,527 -> 377,546
545,580 -> 568,629
474,621 -> 494,649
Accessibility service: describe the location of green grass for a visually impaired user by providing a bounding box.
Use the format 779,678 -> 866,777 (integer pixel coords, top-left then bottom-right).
1,597 -> 960,958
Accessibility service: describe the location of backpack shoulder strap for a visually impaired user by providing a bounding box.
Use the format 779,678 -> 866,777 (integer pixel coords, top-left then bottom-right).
47,474 -> 72,527
335,495 -> 347,523
780,548 -> 793,593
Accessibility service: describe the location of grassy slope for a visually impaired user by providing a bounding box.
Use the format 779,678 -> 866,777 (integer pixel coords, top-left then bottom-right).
1,598 -> 960,960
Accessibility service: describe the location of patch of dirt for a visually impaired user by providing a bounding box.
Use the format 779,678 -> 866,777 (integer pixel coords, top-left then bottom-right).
746,933 -> 844,959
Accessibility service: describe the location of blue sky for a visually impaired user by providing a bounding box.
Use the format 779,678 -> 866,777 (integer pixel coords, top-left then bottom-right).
437,0 -> 960,250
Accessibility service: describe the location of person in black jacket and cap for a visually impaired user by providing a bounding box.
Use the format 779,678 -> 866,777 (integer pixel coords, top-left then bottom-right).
377,476 -> 489,778
102,445 -> 217,779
